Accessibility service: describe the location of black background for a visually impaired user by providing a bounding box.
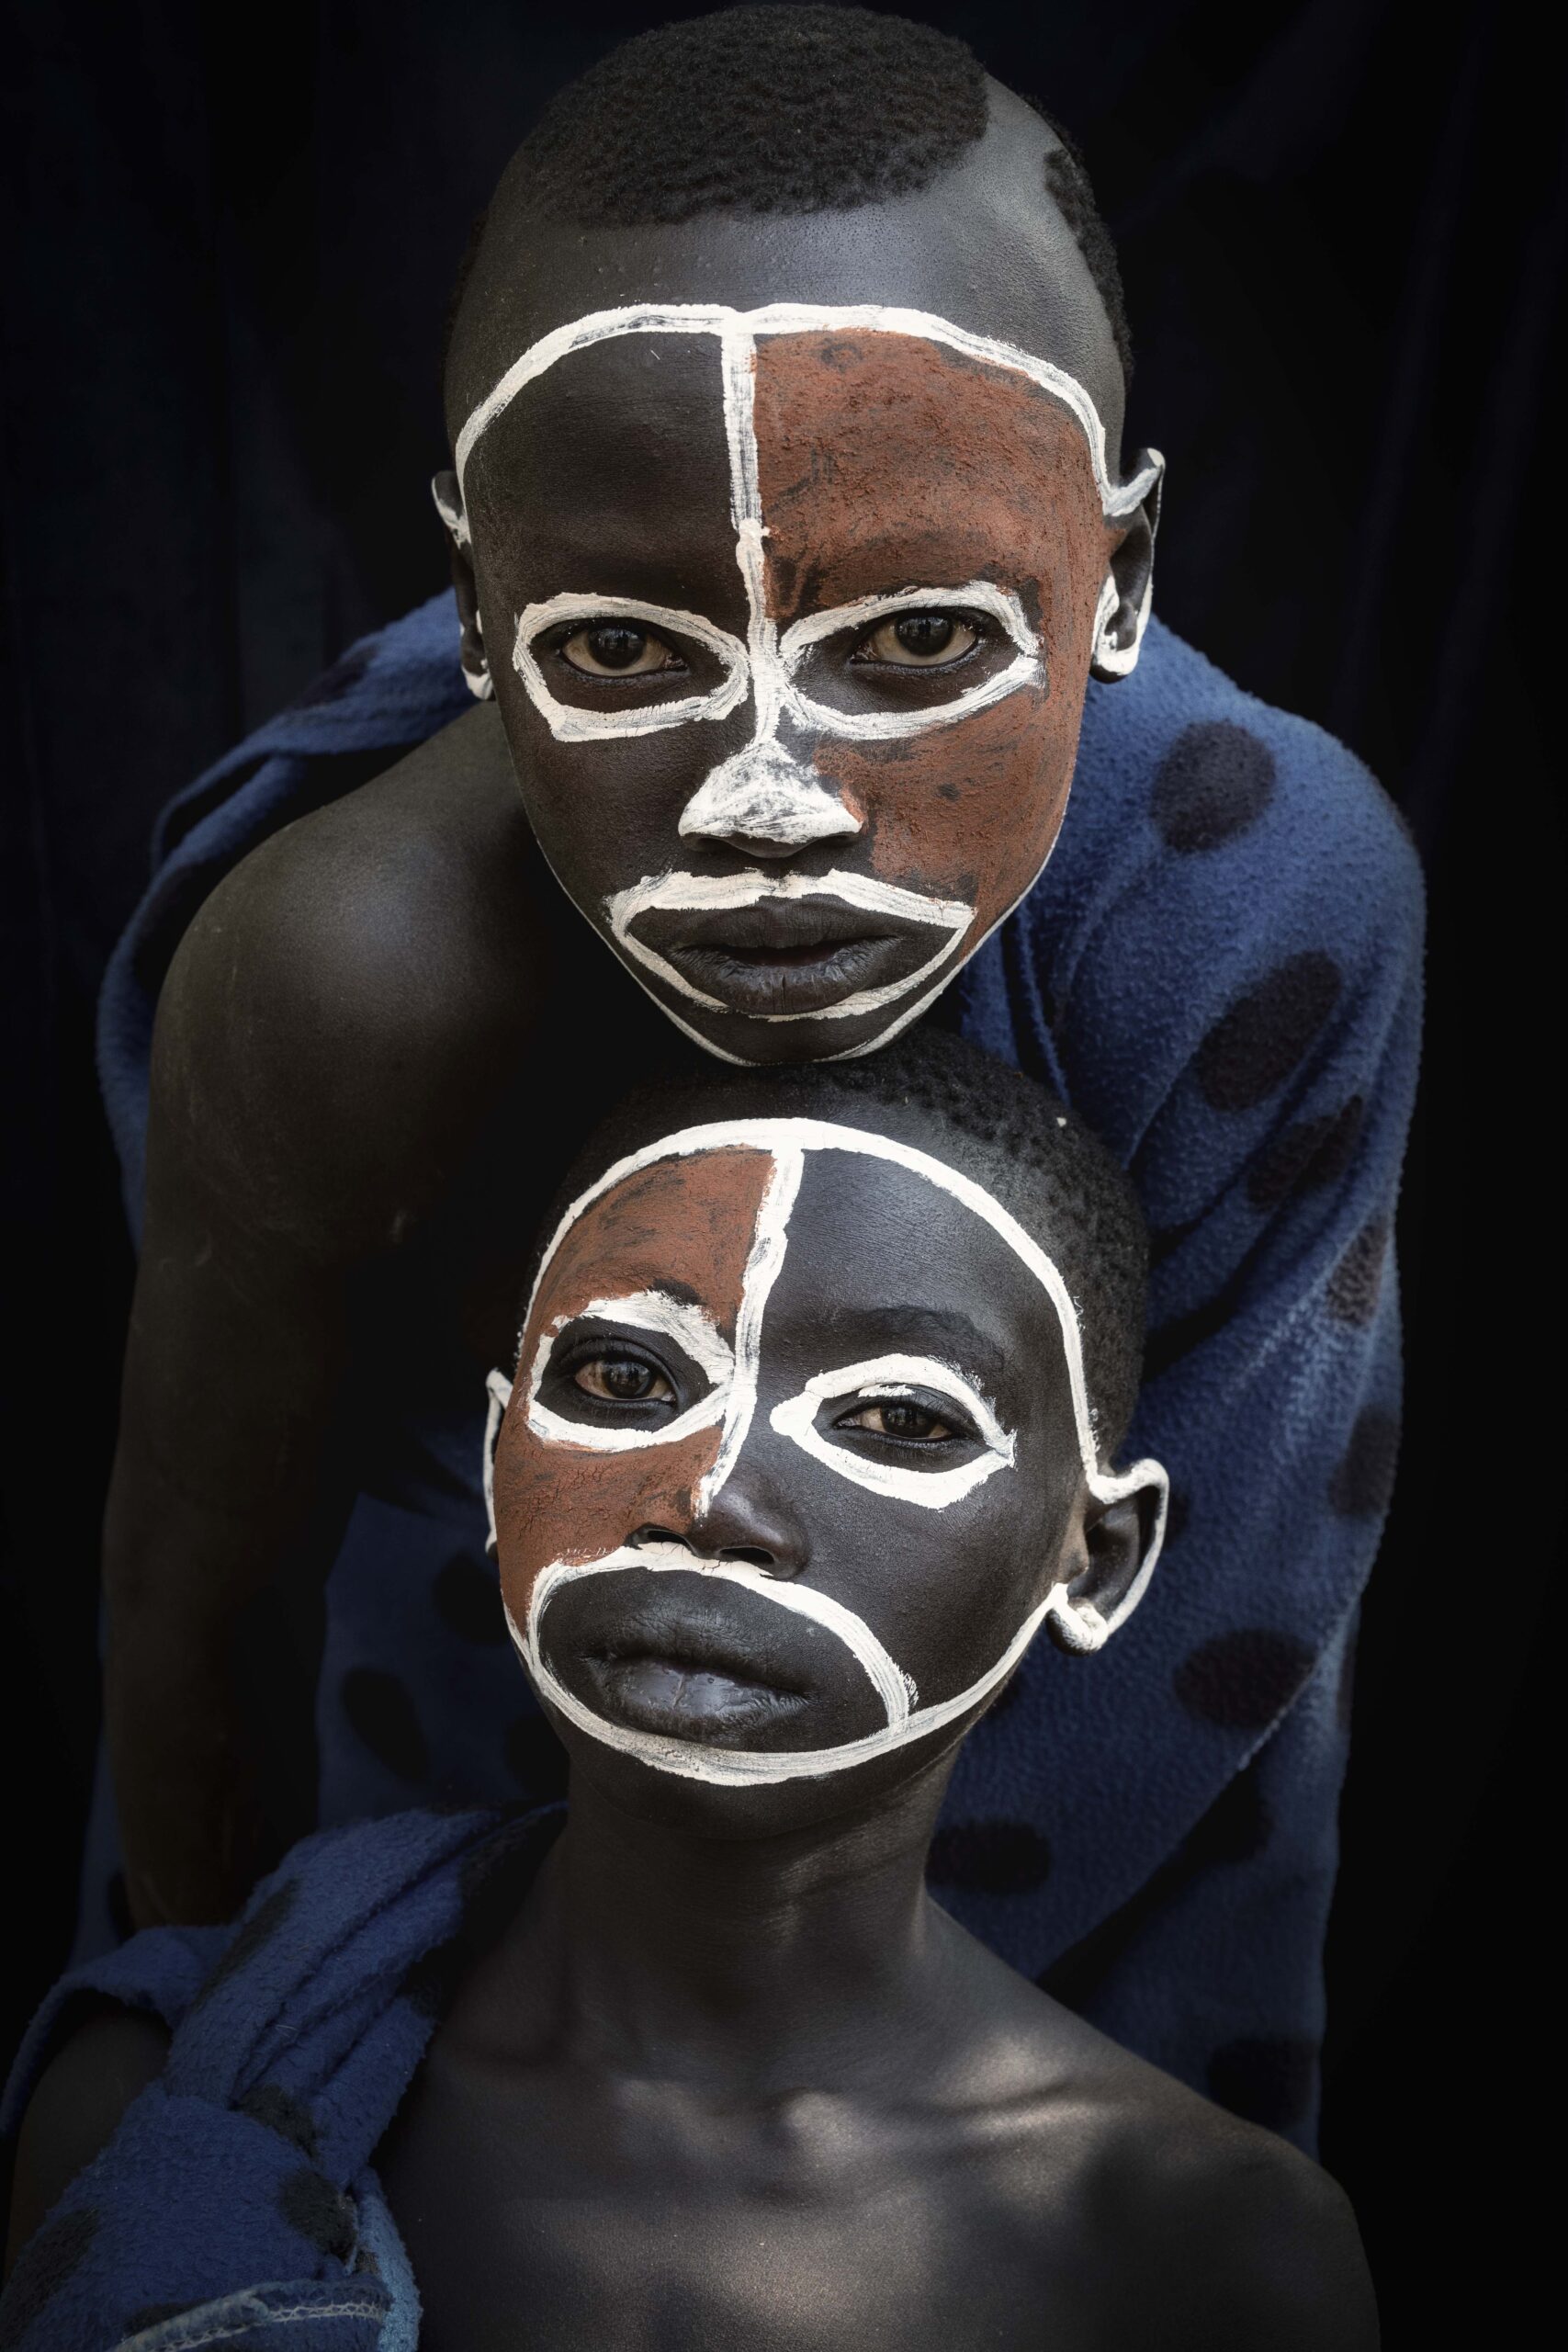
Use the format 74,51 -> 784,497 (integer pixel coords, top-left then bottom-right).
2,1 -> 1561,2335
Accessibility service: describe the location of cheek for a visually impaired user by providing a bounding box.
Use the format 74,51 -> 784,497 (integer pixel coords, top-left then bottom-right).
494,1420 -> 722,1632
493,696 -> 731,901
811,684 -> 1082,926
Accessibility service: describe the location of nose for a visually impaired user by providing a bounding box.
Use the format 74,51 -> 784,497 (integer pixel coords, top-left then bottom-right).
678,736 -> 862,858
633,1473 -> 809,1580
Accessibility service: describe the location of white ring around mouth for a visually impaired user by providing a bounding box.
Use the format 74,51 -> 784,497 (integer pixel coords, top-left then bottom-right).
604,867 -> 975,1023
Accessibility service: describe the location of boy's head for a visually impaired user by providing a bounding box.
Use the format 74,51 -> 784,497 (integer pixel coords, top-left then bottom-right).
487,1029 -> 1168,1833
434,8 -> 1162,1067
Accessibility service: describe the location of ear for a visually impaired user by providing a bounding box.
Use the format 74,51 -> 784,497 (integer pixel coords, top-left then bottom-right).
1045,1462 -> 1168,1655
432,469 -> 494,700
1089,451 -> 1164,683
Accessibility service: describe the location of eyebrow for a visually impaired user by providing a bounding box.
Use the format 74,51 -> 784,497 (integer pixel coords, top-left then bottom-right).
814,1305 -> 1009,1389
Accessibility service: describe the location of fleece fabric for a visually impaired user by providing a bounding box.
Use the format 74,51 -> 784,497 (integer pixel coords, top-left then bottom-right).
84,592 -> 1424,2152
1,1808 -> 556,2350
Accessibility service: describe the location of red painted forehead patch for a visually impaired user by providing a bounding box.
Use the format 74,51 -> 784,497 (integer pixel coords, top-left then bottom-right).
497,1147 -> 773,1608
523,1146 -> 773,1359
751,331 -> 1112,626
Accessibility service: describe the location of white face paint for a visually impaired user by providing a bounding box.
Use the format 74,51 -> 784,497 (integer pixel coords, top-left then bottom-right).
453,304 -> 1164,1050
488,1118 -> 1168,1788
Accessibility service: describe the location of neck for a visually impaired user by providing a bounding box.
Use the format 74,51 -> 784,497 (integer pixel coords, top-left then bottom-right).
513,1759 -> 958,2093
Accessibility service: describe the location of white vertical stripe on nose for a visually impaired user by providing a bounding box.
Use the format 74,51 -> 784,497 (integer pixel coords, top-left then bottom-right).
696,1143 -> 805,1513
694,322 -> 862,849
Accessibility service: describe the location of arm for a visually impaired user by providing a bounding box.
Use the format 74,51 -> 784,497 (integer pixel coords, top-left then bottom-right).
4,2006 -> 172,2271
104,724 -> 546,1926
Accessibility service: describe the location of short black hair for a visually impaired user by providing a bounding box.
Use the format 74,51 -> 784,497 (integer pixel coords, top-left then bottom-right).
523,1025 -> 1148,1460
445,6 -> 1132,388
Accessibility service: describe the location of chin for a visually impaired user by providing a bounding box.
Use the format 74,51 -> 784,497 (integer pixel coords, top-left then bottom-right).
553,1709 -> 964,1845
654,996 -> 931,1069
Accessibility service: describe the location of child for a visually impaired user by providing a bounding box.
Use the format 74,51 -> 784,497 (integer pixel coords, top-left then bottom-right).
6,1035 -> 1375,2347
94,8 -> 1421,2147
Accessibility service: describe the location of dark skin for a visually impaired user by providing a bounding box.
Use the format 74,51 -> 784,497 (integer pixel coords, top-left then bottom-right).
13,1115 -> 1375,2343
104,83 -> 1163,1927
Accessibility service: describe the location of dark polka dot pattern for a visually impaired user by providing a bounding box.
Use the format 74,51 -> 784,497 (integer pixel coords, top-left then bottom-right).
238,2082 -> 320,2158
278,2166 -> 357,2263
927,1819 -> 1052,1894
1174,1630 -> 1314,1730
1328,1407 -> 1400,1518
504,1708 -> 570,1800
1326,1215 -> 1391,1326
1195,953 -> 1342,1113
1208,2033 -> 1317,2132
1247,1095 -> 1364,1209
341,1668 -> 431,1781
1179,1763 -> 1271,1869
190,1881 -> 299,2012
1151,720 -> 1276,853
0,2207 -> 99,2338
433,1551 -> 507,1645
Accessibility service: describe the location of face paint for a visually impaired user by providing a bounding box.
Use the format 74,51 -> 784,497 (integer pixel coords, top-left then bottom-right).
489,1120 -> 1168,1788
455,306 -> 1163,1065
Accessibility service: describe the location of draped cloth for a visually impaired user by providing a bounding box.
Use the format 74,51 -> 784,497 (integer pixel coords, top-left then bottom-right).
84,593 -> 1424,2154
2,1807 -> 556,2350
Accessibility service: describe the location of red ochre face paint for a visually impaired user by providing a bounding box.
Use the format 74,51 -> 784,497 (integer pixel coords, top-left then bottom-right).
493,1148 -> 773,1621
752,331 -> 1111,948
459,307 -> 1142,1063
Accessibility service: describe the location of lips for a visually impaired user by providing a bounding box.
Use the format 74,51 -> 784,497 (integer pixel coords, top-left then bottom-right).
541,1570 -> 880,1749
634,895 -> 947,1017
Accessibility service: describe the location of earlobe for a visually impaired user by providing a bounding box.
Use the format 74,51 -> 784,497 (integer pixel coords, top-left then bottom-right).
1045,1463 -> 1168,1653
1089,451 -> 1164,683
431,469 -> 493,700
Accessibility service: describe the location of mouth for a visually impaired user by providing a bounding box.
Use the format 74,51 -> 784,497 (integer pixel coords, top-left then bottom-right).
636,899 -> 948,1018
584,1649 -> 810,1742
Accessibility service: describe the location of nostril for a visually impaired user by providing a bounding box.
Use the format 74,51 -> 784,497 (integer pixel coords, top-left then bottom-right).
718,1544 -> 775,1569
630,1524 -> 689,1551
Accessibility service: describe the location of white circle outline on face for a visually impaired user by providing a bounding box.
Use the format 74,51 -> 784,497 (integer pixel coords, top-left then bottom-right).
463,304 -> 1162,1063
486,1118 -> 1169,1786
511,593 -> 750,741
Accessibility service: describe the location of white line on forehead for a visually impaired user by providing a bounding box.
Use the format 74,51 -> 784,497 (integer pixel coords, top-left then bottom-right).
525,1114 -> 1122,1509
454,301 -> 1158,522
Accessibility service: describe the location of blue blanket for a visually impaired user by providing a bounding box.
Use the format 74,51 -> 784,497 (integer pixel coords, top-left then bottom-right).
85,590 -> 1423,2152
3,1808 -> 550,2349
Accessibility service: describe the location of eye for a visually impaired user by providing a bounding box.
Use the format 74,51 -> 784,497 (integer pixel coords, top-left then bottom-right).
835,1397 -> 958,1442
572,1354 -> 676,1404
854,613 -> 980,669
559,624 -> 683,678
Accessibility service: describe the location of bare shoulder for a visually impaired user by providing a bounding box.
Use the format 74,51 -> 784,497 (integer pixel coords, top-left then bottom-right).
150,705 -> 558,1251
5,2004 -> 172,2271
949,1939 -> 1376,2349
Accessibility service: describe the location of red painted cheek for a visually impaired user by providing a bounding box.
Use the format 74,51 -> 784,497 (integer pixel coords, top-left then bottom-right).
752,331 -> 1113,935
811,685 -> 1079,939
495,1417 -> 723,1633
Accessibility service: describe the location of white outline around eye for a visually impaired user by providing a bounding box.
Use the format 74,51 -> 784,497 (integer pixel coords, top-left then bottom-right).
511,593 -> 750,741
779,582 -> 1042,742
769,1351 -> 1016,1509
524,1287 -> 735,1453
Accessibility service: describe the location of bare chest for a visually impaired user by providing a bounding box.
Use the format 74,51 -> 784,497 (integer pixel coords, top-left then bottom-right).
377,2062 -> 1110,2352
